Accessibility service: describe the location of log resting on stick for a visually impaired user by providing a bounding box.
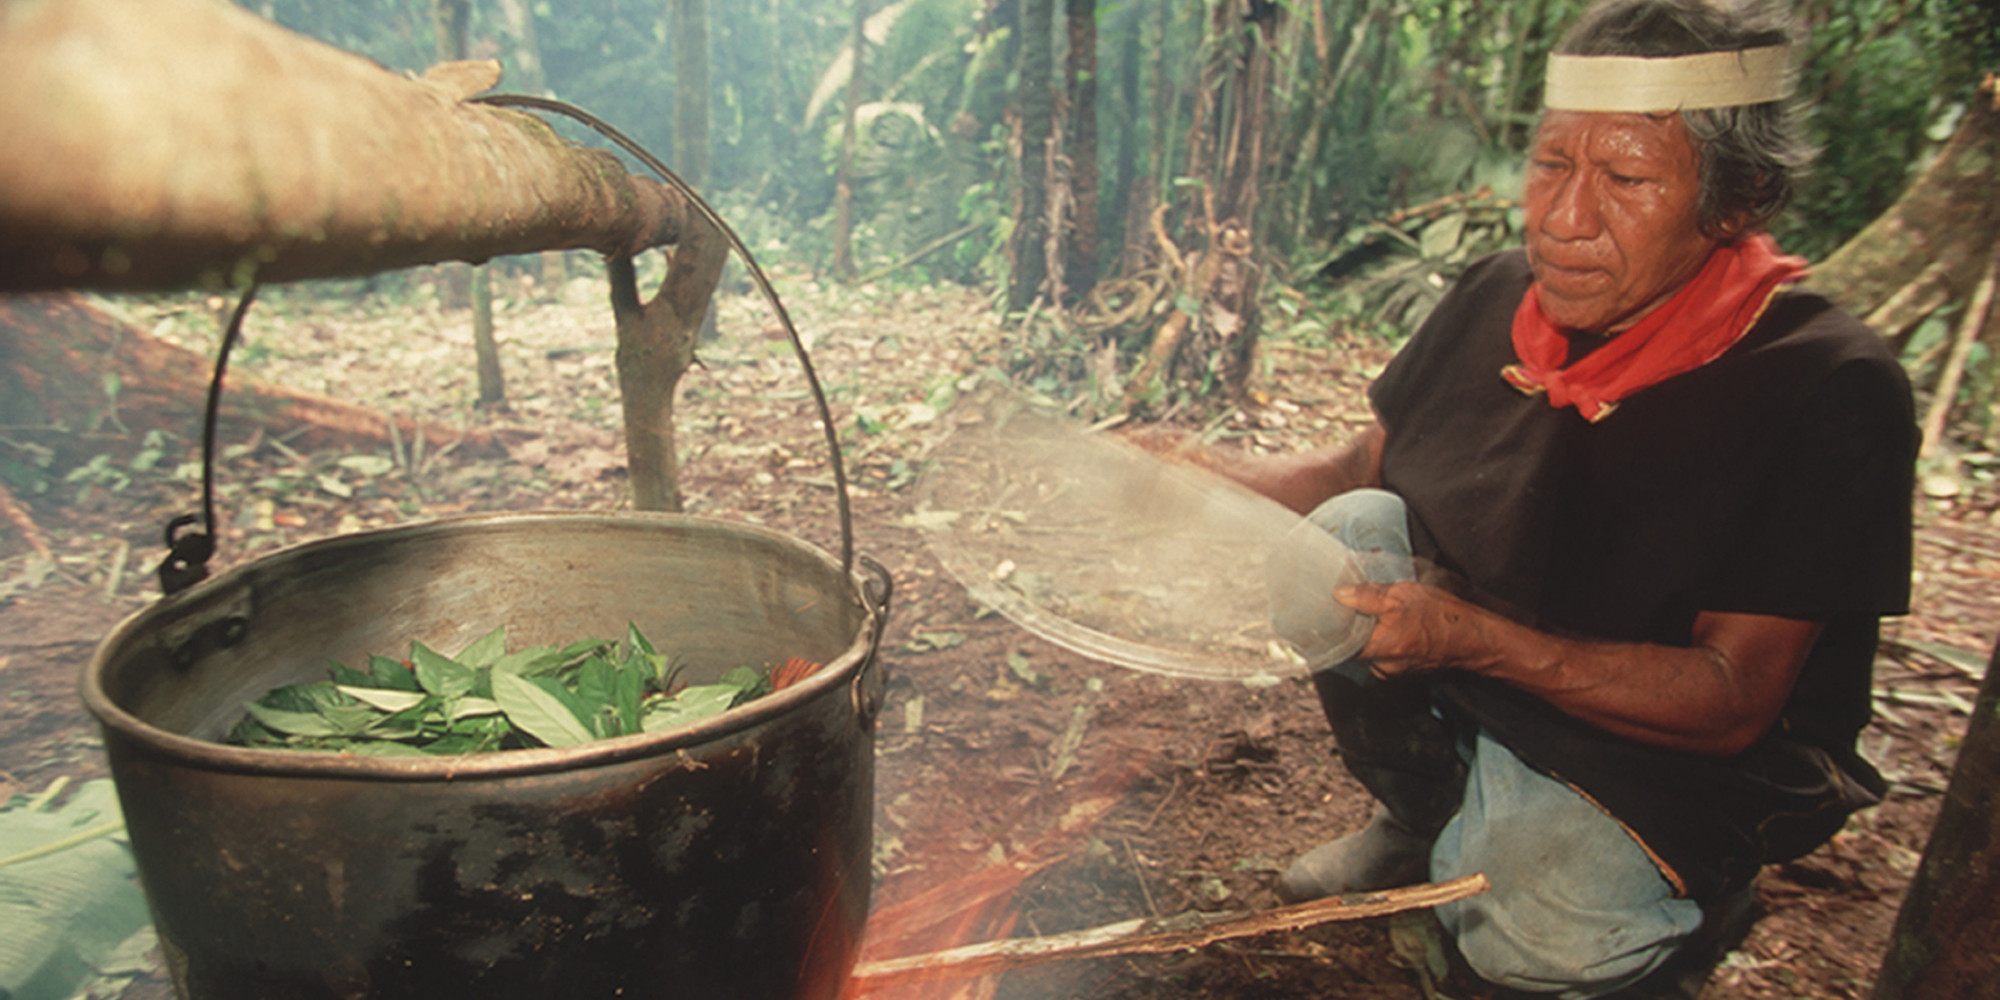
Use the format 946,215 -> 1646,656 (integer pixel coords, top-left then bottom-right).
0,0 -> 695,292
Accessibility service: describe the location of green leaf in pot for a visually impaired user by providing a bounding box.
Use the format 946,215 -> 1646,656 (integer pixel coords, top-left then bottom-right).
492,671 -> 597,748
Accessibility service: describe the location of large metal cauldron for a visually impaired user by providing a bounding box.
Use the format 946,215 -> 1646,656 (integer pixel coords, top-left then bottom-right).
82,512 -> 888,1000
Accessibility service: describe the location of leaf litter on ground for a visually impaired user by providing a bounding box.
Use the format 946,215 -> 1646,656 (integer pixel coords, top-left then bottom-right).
0,778 -> 152,1000
226,623 -> 819,754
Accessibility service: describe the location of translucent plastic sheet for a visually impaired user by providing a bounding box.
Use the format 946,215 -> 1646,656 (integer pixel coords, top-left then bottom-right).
914,389 -> 1368,680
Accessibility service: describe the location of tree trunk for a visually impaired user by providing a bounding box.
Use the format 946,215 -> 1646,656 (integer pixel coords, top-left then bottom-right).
1063,0 -> 1101,301
1498,0 -> 1551,149
1008,0 -> 1056,313
1128,0 -> 1274,404
497,0 -> 547,94
470,267 -> 506,407
0,294 -> 509,470
610,207 -> 730,512
1872,634 -> 2000,999
1809,77 -> 2000,343
832,0 -> 869,282
670,0 -> 718,341
1211,1 -> 1276,399
1115,0 -> 1171,274
496,0 -> 570,288
1285,5 -> 1378,250
0,0 -> 697,293
1211,1 -> 1277,227
671,0 -> 712,189
432,0 -> 469,63
1148,0 -> 1172,198
767,0 -> 797,198
1105,4 -> 1142,275
435,0 -> 505,408
991,0 -> 1024,85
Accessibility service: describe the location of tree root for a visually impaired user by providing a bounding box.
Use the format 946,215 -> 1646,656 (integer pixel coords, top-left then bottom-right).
0,480 -> 54,563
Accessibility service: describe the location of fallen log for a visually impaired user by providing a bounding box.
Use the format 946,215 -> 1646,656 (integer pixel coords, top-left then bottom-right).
0,292 -> 511,467
846,873 -> 1488,994
0,0 -> 696,292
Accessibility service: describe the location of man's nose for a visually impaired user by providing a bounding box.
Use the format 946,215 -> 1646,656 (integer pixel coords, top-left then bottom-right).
1541,174 -> 1601,241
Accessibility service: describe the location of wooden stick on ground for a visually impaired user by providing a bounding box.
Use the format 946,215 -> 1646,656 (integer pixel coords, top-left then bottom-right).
847,873 -> 1489,994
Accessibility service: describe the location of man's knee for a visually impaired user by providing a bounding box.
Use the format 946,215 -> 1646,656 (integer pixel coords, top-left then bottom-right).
1448,888 -> 1692,998
1303,488 -> 1411,569
1432,734 -> 1703,997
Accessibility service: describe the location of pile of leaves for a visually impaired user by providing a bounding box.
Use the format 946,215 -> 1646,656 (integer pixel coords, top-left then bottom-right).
225,625 -> 821,755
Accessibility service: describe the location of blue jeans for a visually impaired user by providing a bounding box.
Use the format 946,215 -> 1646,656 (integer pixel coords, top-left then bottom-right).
1287,490 -> 1703,998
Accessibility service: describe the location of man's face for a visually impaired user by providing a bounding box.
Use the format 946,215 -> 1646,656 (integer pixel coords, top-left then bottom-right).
1522,110 -> 1722,333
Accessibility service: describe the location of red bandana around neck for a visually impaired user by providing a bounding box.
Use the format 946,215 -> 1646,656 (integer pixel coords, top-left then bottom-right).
1501,233 -> 1808,422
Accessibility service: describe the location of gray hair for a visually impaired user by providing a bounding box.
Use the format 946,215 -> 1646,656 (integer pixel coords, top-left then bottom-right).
1553,0 -> 1814,237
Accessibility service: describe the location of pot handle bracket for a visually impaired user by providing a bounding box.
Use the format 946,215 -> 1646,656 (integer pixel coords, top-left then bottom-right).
851,554 -> 892,729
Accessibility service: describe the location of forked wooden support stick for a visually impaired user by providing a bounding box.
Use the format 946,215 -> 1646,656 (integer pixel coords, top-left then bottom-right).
848,872 -> 1489,993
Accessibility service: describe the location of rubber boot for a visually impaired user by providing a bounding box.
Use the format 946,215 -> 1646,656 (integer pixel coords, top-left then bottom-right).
1278,668 -> 1467,903
1278,803 -> 1435,902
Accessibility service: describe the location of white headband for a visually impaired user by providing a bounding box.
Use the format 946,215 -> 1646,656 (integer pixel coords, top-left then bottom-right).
1545,44 -> 1797,112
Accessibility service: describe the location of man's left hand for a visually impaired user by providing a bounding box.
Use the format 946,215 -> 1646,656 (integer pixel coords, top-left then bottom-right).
1336,581 -> 1508,677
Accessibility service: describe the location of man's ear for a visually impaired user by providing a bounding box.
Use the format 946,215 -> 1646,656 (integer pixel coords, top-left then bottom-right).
1711,205 -> 1757,242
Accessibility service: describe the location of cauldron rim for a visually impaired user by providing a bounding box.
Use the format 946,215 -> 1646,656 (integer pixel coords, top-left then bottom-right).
80,509 -> 882,783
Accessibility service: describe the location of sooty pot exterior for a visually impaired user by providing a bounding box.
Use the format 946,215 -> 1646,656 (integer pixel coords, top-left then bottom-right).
85,513 -> 888,1000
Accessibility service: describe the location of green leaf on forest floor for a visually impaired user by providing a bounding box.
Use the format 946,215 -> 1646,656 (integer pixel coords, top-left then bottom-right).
337,454 -> 396,477
0,779 -> 151,1000
905,629 -> 966,652
1006,649 -> 1042,685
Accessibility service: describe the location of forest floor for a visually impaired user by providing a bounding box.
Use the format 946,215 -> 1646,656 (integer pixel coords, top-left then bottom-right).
1,266 -> 1994,1000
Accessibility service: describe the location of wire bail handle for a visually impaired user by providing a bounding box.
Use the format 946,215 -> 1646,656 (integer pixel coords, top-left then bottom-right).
157,285 -> 259,596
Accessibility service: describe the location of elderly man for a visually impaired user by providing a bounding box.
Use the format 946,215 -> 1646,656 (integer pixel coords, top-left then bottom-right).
1224,0 -> 1916,996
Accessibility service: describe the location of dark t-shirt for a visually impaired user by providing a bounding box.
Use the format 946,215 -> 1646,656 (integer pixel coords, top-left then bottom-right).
1368,249 -> 1916,898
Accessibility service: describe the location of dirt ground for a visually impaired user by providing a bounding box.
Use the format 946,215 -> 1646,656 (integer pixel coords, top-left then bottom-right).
1,268 -> 1992,999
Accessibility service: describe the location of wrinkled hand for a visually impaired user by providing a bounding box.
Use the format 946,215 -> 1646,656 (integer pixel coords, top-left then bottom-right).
1336,581 -> 1505,678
